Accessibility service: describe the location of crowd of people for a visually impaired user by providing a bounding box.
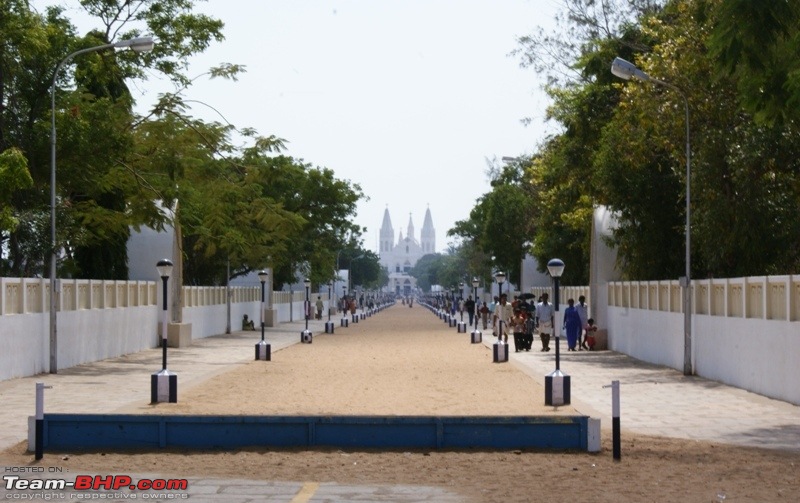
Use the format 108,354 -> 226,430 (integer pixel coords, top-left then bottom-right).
421,291 -> 598,354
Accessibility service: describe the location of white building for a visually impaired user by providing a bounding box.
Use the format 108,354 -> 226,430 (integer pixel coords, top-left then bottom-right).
378,207 -> 435,296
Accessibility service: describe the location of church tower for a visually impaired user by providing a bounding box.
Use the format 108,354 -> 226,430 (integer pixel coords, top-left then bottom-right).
377,206 -> 432,295
407,213 -> 415,242
379,207 -> 394,253
421,206 -> 436,254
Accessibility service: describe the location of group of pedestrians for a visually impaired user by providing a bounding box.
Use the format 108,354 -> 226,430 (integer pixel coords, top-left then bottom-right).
487,292 -> 597,353
563,295 -> 598,351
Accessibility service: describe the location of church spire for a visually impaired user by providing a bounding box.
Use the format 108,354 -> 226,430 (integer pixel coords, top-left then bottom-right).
379,206 -> 394,253
407,213 -> 415,242
421,204 -> 436,253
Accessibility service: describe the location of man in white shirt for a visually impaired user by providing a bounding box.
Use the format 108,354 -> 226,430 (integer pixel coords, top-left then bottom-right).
536,293 -> 554,352
493,294 -> 512,343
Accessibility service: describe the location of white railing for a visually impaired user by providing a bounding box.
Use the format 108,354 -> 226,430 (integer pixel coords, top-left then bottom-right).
604,274 -> 799,405
0,278 -> 334,381
530,285 -> 590,306
1,277 -> 157,315
607,276 -> 800,321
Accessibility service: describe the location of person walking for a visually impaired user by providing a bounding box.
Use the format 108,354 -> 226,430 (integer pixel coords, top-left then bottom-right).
563,298 -> 582,351
315,296 -> 324,320
494,294 -> 512,343
576,295 -> 589,350
464,295 -> 476,326
523,308 -> 536,351
510,308 -> 527,352
479,301 -> 490,329
536,293 -> 554,351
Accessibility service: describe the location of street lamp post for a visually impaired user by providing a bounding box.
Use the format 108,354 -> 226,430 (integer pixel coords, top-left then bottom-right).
470,277 -> 481,344
547,259 -> 565,371
341,286 -> 349,327
326,281 -> 335,334
304,279 -> 310,331
255,270 -> 271,361
449,288 -> 456,327
49,36 -> 155,374
472,277 -> 480,330
457,281 -> 467,333
302,278 -> 312,343
151,259 -> 177,403
545,258 -> 570,406
493,272 -> 508,363
611,56 -> 692,376
496,272 -> 506,337
458,282 -> 464,322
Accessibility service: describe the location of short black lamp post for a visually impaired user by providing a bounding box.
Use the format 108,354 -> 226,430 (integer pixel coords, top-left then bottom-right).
545,258 -> 570,405
492,271 -> 508,362
457,281 -> 467,333
470,277 -> 481,343
341,286 -> 349,327
151,259 -> 177,403
459,282 -> 465,321
255,270 -> 271,361
448,288 -> 457,327
302,278 -> 313,343
325,281 -> 335,334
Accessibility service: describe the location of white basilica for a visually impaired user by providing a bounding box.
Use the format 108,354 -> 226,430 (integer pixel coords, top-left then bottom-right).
378,207 -> 435,296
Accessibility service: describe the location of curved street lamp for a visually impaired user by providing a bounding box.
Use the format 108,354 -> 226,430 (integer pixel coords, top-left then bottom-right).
611,56 -> 692,376
49,36 -> 155,374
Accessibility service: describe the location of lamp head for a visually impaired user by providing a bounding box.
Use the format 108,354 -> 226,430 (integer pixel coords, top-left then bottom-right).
115,36 -> 155,53
257,270 -> 268,284
547,258 -> 565,278
495,271 -> 506,285
156,258 -> 173,279
304,278 -> 311,288
472,277 -> 479,288
611,57 -> 650,82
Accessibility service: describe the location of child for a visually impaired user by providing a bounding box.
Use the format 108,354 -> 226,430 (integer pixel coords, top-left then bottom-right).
510,309 -> 527,353
585,318 -> 598,350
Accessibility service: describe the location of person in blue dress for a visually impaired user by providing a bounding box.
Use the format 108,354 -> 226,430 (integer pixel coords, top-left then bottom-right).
563,298 -> 582,351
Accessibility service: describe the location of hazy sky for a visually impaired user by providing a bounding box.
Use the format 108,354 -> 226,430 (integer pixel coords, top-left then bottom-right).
40,0 -> 560,253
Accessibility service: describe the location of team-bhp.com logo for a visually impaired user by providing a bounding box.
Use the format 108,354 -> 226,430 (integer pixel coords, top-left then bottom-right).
3,473 -> 189,499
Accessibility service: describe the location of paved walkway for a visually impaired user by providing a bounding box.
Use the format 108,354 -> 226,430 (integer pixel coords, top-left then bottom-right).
2,304 -> 799,501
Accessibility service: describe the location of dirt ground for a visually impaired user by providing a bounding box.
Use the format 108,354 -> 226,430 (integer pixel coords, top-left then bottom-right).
2,304 -> 798,502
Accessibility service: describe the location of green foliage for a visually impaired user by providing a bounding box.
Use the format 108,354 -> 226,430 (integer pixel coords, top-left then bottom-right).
708,0 -> 800,125
0,148 -> 33,233
0,0 -> 367,287
602,0 -> 800,277
409,242 -> 493,294
449,161 -> 535,285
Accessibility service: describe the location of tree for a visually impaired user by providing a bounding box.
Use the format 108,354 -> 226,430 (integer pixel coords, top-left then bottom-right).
244,153 -> 365,289
600,0 -> 800,277
708,0 -> 800,125
449,160 -> 535,284
0,148 -> 33,234
0,0 -> 226,278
